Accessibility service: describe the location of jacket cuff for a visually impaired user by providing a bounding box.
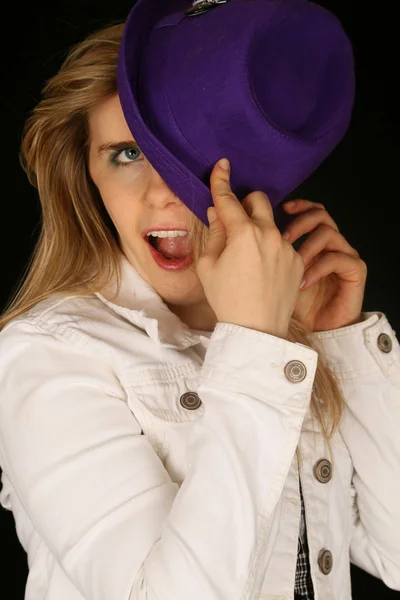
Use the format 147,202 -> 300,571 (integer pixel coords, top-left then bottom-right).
201,322 -> 319,410
309,311 -> 400,379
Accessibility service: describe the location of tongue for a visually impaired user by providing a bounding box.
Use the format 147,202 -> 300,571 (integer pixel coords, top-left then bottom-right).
155,236 -> 191,260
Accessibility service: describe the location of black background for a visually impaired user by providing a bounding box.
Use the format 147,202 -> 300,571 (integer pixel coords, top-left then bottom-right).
1,0 -> 399,597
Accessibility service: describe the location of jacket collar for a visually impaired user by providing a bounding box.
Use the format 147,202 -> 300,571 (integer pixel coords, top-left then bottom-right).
95,252 -> 208,350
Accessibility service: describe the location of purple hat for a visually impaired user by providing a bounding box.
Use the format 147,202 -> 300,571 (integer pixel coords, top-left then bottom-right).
117,0 -> 355,230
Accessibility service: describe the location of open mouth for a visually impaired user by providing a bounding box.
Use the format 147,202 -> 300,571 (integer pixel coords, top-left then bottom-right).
145,234 -> 192,260
143,233 -> 194,269
146,235 -> 173,259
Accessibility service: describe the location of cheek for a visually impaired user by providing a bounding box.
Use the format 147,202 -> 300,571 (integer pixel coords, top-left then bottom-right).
101,188 -> 138,233
88,155 -> 149,236
96,168 -> 145,219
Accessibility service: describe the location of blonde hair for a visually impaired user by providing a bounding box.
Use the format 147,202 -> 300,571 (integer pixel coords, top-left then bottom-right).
1,22 -> 345,470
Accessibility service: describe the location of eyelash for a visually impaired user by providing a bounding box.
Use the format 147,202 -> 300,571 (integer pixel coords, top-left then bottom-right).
109,146 -> 143,168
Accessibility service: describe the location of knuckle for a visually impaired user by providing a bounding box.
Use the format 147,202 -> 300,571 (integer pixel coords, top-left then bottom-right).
268,227 -> 286,253
260,225 -> 281,245
244,191 -> 270,205
320,223 -> 333,234
242,192 -> 259,208
273,228 -> 286,244
241,196 -> 251,209
293,250 -> 305,268
258,191 -> 272,205
215,190 -> 235,202
241,221 -> 258,236
244,191 -> 257,201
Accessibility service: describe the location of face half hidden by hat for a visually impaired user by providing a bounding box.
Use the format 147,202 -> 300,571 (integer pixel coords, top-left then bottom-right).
117,0 -> 355,231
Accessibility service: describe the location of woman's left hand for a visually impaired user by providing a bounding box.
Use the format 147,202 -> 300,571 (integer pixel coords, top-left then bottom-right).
281,199 -> 368,333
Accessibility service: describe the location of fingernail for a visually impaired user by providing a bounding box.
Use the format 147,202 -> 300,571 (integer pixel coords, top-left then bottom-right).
282,231 -> 290,240
219,158 -> 230,172
300,279 -> 306,289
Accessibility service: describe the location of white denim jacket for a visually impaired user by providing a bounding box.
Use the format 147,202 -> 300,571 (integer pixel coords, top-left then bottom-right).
0,253 -> 399,600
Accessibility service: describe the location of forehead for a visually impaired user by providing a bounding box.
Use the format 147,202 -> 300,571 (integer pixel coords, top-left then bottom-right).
89,94 -> 135,144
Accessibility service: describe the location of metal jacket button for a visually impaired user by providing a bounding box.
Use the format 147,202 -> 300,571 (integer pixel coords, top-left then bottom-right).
180,392 -> 202,410
318,549 -> 333,574
377,333 -> 392,353
284,360 -> 307,383
314,459 -> 332,484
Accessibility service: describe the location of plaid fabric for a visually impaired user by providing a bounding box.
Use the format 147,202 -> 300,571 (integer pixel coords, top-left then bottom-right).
294,478 -> 315,599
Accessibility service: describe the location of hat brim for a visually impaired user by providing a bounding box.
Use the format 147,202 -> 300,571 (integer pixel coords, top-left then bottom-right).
118,0 -> 214,227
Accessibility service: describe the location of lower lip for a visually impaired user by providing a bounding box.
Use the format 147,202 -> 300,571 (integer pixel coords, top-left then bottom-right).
146,239 -> 194,271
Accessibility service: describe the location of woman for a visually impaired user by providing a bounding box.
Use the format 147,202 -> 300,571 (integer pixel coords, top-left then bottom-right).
1,1 -> 399,599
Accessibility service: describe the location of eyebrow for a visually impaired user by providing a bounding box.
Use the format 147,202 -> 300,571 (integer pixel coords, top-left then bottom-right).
97,140 -> 137,155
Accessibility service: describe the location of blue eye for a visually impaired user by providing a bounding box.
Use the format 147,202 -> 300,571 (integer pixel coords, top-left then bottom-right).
110,146 -> 143,167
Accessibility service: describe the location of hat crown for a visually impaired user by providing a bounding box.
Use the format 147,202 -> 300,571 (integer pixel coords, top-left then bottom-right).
118,0 -> 354,227
248,8 -> 353,141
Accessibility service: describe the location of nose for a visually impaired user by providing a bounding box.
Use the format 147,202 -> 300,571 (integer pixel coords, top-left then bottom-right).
143,168 -> 182,210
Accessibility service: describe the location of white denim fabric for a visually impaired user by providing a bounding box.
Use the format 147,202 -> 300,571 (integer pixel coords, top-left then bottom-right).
0,252 -> 399,600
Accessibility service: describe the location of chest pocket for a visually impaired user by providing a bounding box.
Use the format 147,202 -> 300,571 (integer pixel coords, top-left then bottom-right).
126,367 -> 204,485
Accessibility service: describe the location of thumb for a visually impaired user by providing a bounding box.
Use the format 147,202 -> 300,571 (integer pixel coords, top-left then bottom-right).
201,206 -> 227,261
207,207 -> 218,224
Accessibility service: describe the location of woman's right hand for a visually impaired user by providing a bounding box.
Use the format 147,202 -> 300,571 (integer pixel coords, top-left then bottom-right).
196,159 -> 305,339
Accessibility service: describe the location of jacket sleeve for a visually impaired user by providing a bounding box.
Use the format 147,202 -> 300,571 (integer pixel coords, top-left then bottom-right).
310,311 -> 400,591
0,318 -> 318,600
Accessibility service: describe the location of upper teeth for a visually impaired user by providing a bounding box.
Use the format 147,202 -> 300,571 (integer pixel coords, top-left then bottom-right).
147,230 -> 188,238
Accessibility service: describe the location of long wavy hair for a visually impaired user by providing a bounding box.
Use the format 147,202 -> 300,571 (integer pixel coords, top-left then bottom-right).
1,22 -> 345,470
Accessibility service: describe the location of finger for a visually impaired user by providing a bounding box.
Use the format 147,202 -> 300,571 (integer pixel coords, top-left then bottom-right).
282,208 -> 339,243
296,225 -> 360,268
283,199 -> 326,211
210,159 -> 274,233
209,159 -> 249,232
300,252 -> 367,290
241,190 -> 275,224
